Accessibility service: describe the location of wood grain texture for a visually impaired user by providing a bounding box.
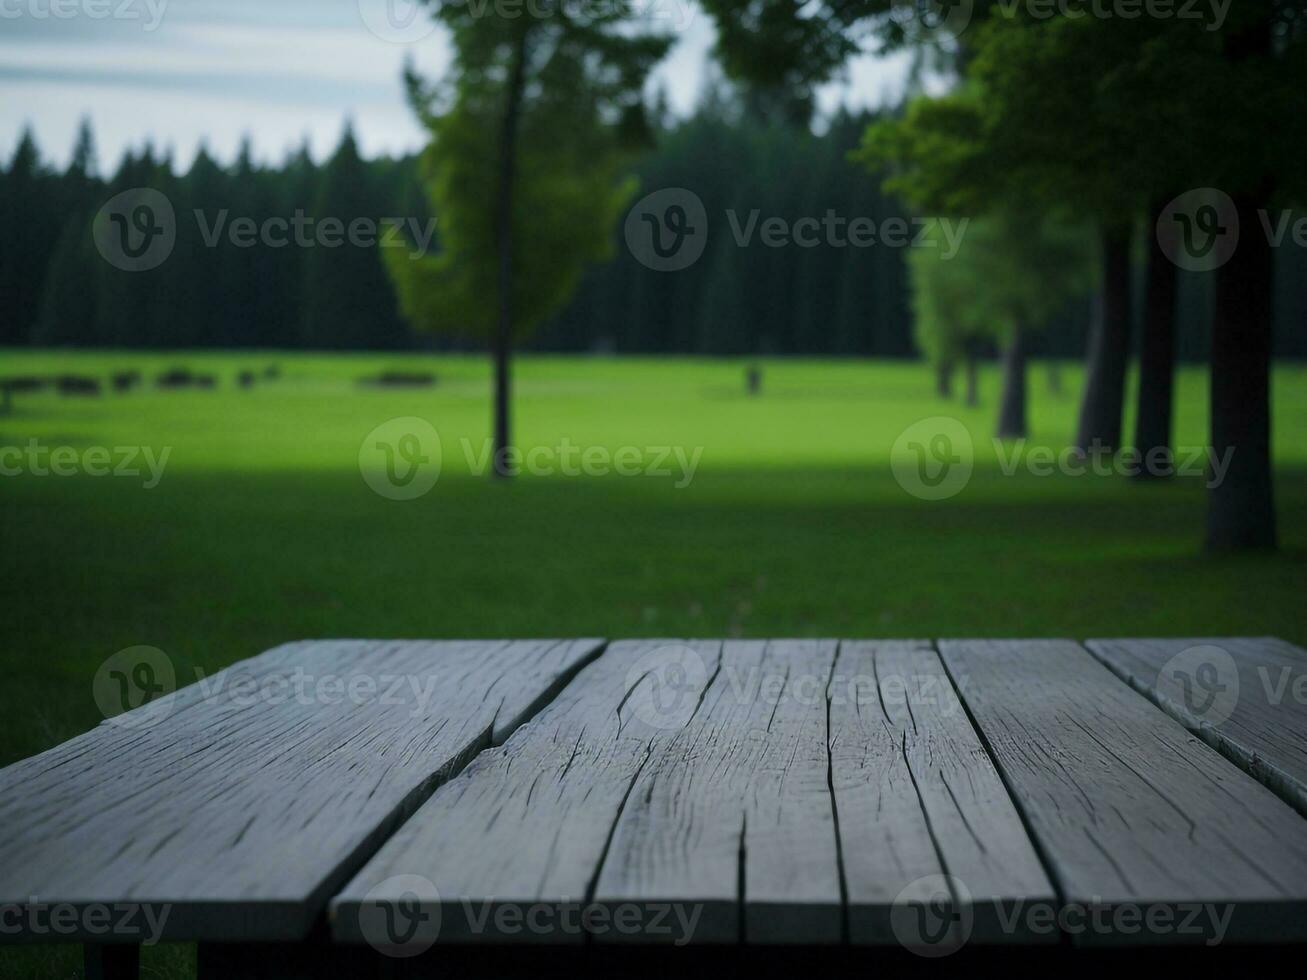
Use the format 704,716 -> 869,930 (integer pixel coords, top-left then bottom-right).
0,639 -> 603,943
938,639 -> 1307,945
830,641 -> 1055,945
1087,637 -> 1307,817
331,640 -> 726,946
592,640 -> 843,945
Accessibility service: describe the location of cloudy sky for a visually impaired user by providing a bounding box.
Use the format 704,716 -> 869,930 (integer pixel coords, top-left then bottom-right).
2,0 -> 918,171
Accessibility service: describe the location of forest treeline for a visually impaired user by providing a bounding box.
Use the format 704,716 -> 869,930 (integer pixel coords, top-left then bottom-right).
3,105 -> 1306,359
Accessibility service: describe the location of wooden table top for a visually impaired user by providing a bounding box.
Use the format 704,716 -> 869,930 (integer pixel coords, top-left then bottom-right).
2,637 -> 1305,957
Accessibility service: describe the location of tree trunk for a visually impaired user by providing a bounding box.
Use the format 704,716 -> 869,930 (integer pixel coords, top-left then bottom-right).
492,30 -> 530,479
1134,197 -> 1179,478
936,360 -> 954,400
1207,192 -> 1277,551
1075,225 -> 1133,454
996,324 -> 1027,440
1206,14 -> 1277,551
964,353 -> 979,408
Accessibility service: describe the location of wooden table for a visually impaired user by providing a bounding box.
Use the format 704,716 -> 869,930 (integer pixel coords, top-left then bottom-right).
2,638 -> 1305,978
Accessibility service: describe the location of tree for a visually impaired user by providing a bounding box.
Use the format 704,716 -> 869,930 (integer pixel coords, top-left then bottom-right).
907,226 -> 987,404
0,128 -> 59,344
32,120 -> 101,347
908,213 -> 1091,437
390,1 -> 672,477
34,214 -> 99,346
1201,2 -> 1306,550
302,125 -> 410,351
1136,197 -> 1180,478
702,0 -> 859,127
861,6 -> 1304,549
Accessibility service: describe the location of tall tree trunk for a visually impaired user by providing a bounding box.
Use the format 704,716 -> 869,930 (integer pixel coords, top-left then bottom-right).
996,324 -> 1027,440
1206,12 -> 1277,551
936,359 -> 954,400
1135,197 -> 1179,478
492,30 -> 530,479
964,352 -> 979,408
1075,225 -> 1133,454
1207,192 -> 1277,551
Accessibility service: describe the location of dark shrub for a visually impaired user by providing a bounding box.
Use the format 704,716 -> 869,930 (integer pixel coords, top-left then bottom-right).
112,370 -> 141,392
361,371 -> 437,389
0,376 -> 50,394
57,375 -> 101,396
157,368 -> 194,389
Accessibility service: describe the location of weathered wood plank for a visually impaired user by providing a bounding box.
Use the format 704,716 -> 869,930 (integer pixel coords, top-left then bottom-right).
331,640 -> 725,947
1087,637 -> 1307,817
938,639 -> 1307,945
0,639 -> 603,943
592,640 -> 843,945
830,641 -> 1055,946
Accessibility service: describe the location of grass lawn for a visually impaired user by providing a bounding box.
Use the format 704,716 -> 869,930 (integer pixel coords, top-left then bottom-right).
2,349 -> 1305,977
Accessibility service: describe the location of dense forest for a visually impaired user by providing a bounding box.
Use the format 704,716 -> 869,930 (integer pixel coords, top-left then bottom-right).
3,102 -> 1305,360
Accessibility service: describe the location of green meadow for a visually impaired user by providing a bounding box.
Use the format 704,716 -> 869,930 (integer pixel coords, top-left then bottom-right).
3,350 -> 1306,770
2,349 -> 1306,978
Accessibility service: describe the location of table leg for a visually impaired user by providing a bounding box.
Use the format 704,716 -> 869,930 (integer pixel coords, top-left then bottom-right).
83,943 -> 140,980
197,940 -> 377,979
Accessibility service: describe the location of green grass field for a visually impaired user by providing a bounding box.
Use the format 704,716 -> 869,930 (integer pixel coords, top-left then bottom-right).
2,350 -> 1306,977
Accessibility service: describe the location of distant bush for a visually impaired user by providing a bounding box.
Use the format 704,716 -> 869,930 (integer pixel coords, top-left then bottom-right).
157,369 -> 216,390
361,372 -> 437,389
57,375 -> 100,396
112,370 -> 141,392
1,376 -> 51,394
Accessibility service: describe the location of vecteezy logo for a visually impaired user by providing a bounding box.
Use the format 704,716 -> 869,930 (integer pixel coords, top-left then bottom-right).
358,875 -> 442,958
359,417 -> 442,501
890,0 -> 976,42
93,188 -> 176,272
1158,189 -> 1240,272
93,646 -> 177,729
621,644 -> 710,730
1158,644 -> 1240,727
891,417 -> 974,501
890,874 -> 973,958
624,188 -> 708,272
357,0 -> 437,44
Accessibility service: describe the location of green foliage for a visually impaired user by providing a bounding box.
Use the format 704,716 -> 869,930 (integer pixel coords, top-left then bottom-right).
388,1 -> 672,342
7,102 -> 1307,358
14,125 -> 426,351
302,126 -> 409,350
909,212 -> 1093,370
908,221 -> 986,368
0,128 -> 59,344
699,0 -> 989,124
698,0 -> 859,124
855,87 -> 992,215
858,6 -> 1307,221
387,95 -> 636,341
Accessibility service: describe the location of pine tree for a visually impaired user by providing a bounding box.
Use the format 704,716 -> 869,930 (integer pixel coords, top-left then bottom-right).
302,125 -> 408,350
0,128 -> 57,343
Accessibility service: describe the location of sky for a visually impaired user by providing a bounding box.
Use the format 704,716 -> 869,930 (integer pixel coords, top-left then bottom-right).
1,0 -> 920,172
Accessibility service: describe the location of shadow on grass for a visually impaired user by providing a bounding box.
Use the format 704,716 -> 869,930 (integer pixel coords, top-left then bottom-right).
1,465 -> 1303,767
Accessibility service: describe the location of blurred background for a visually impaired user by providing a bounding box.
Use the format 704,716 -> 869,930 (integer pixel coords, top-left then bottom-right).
2,19 -> 1306,971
